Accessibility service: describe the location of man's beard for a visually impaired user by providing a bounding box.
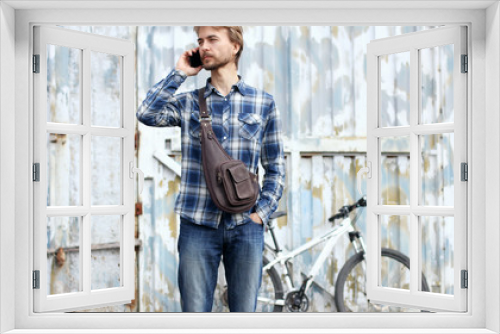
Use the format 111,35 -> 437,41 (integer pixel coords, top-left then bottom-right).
203,53 -> 233,71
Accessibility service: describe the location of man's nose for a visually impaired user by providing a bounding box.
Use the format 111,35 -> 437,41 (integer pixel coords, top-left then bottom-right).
200,44 -> 210,53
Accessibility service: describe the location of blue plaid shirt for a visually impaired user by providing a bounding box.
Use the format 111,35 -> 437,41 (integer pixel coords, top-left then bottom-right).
136,69 -> 285,229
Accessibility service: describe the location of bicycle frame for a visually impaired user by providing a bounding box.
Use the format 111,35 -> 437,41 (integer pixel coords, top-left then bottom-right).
263,207 -> 367,297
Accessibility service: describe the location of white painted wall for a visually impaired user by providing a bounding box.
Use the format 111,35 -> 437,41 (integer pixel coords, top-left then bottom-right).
485,2 -> 500,333
0,2 -> 16,333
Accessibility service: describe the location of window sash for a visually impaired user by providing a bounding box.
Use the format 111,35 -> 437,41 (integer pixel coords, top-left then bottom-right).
32,25 -> 136,313
365,25 -> 468,312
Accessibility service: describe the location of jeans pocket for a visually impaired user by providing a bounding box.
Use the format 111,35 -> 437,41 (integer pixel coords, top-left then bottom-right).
248,215 -> 264,227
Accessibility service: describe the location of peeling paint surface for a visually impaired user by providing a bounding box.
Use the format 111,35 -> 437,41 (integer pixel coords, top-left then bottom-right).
45,25 -> 455,312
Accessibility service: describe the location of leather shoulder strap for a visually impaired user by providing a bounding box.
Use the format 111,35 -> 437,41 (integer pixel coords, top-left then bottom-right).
198,88 -> 210,119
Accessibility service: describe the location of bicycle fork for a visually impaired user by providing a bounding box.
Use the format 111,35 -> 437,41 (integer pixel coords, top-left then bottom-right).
349,231 -> 367,254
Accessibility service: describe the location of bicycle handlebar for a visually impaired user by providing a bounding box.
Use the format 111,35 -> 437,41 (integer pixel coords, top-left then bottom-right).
328,196 -> 367,222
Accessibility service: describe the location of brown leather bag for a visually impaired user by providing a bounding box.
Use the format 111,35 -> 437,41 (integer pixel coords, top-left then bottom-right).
198,88 -> 259,213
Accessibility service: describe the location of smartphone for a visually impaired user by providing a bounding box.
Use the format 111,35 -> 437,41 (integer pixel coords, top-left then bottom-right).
189,50 -> 202,68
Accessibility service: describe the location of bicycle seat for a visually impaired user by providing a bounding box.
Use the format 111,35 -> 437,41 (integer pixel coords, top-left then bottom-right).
270,211 -> 287,220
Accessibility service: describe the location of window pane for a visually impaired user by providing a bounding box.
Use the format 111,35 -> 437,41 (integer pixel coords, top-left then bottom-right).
91,136 -> 121,205
380,215 -> 410,290
420,44 -> 454,124
380,136 -> 410,205
47,216 -> 80,295
420,133 -> 454,206
380,52 -> 410,127
91,215 -> 121,290
421,216 -> 454,295
46,44 -> 81,124
47,133 -> 81,206
91,52 -> 121,128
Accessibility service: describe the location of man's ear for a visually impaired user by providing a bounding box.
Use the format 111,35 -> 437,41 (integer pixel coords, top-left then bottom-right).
233,43 -> 240,55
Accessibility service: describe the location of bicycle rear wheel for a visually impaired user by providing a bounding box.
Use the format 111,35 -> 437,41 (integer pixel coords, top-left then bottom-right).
256,256 -> 284,312
334,248 -> 430,312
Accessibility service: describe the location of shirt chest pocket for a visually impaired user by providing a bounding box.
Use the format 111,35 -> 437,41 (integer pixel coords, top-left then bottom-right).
238,113 -> 262,140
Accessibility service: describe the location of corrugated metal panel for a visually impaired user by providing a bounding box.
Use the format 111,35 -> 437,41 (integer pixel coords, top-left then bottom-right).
48,25 -> 454,312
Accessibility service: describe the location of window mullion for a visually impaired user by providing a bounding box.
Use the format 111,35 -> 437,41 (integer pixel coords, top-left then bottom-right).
45,123 -> 130,137
410,47 -> 420,295
372,205 -> 454,216
45,206 -> 129,216
82,47 -> 91,294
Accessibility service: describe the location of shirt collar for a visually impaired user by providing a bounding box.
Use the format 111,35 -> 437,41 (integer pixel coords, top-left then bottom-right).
204,75 -> 249,98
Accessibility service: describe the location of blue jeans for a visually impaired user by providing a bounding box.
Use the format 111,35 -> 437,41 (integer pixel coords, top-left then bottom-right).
177,213 -> 265,312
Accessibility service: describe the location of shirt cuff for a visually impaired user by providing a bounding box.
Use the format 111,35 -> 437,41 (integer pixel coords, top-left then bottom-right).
255,200 -> 272,225
173,68 -> 188,81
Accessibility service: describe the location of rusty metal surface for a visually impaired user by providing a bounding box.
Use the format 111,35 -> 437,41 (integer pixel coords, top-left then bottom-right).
46,25 -> 454,312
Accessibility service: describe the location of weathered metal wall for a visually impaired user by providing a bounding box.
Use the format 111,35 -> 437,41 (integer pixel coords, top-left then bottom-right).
48,25 -> 454,312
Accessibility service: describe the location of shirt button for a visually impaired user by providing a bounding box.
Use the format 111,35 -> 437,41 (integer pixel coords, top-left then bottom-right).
224,98 -> 227,101
224,136 -> 227,139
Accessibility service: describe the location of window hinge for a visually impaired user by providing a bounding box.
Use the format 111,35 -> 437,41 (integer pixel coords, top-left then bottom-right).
461,162 -> 468,181
33,163 -> 40,182
33,54 -> 40,73
461,270 -> 468,289
33,270 -> 40,289
461,54 -> 468,73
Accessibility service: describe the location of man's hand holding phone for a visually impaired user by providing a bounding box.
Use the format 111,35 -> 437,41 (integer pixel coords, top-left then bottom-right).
175,47 -> 203,77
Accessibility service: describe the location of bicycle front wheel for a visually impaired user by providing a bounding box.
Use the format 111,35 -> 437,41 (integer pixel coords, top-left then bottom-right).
256,256 -> 284,312
334,248 -> 430,312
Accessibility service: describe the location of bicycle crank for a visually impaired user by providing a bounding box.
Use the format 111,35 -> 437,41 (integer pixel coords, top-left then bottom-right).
285,290 -> 309,312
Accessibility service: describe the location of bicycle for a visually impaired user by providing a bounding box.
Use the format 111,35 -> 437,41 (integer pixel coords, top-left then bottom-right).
219,196 -> 430,312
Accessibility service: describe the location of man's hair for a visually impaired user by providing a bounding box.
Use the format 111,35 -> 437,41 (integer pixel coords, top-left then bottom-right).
193,26 -> 244,68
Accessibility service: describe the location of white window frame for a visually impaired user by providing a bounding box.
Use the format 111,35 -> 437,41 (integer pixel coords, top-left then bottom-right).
32,25 -> 136,313
1,2 -> 498,333
365,25 -> 468,312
